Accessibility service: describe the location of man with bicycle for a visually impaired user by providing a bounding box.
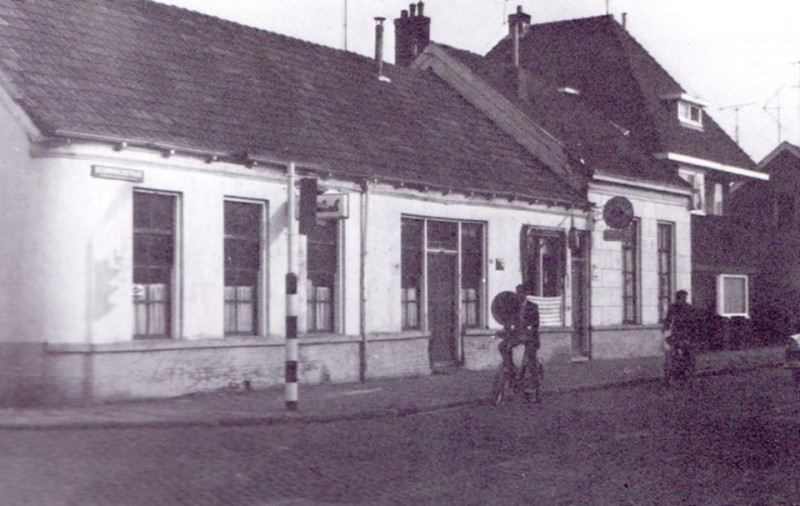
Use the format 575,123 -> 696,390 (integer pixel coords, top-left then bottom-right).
498,283 -> 540,385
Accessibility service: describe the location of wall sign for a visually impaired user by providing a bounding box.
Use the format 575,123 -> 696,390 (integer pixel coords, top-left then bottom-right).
603,196 -> 634,229
317,193 -> 349,219
92,165 -> 144,183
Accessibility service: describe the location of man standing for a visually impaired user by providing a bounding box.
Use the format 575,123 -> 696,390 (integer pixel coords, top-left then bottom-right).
663,289 -> 695,347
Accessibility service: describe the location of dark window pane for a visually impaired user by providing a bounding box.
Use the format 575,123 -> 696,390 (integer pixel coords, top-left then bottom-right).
428,220 -> 457,251
225,201 -> 261,237
225,238 -> 260,270
134,192 -> 174,232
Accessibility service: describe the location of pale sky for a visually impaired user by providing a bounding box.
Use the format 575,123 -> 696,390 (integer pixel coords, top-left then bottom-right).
157,0 -> 800,163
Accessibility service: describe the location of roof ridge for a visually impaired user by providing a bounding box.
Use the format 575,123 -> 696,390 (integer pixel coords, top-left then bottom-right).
132,0 -> 374,64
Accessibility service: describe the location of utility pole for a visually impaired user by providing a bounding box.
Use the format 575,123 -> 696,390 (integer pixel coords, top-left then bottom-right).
719,102 -> 755,143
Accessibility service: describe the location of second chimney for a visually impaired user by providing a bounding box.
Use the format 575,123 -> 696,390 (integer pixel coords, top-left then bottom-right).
508,5 -> 531,68
394,2 -> 431,67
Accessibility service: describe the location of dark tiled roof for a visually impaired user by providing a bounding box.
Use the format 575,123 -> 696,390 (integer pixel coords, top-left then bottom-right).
0,0 -> 583,205
486,15 -> 755,172
437,44 -> 684,187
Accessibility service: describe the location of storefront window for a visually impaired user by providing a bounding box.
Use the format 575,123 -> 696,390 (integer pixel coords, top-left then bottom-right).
401,218 -> 423,330
133,191 -> 176,339
224,200 -> 262,336
307,220 -> 338,332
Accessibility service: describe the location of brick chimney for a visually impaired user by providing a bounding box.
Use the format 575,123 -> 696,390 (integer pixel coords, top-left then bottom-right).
394,2 -> 430,67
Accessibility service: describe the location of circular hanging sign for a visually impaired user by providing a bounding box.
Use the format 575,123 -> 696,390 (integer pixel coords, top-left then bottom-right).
603,196 -> 634,229
491,291 -> 520,326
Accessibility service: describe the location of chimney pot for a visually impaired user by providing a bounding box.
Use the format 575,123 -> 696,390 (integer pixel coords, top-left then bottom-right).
410,3 -> 416,16
401,9 -> 408,18
417,1 -> 424,16
374,17 -> 386,77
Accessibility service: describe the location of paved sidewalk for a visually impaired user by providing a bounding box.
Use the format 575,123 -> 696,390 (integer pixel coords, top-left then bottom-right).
0,346 -> 786,430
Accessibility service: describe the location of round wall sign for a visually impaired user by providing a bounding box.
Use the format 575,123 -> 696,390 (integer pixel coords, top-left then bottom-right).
491,291 -> 520,326
603,196 -> 634,229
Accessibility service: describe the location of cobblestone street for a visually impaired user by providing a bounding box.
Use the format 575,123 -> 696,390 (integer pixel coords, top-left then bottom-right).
2,367 -> 799,505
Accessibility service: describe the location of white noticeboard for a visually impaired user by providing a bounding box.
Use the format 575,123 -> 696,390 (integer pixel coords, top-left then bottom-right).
316,193 -> 349,219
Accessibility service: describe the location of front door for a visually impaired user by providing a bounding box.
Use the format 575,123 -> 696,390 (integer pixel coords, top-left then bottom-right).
428,252 -> 458,368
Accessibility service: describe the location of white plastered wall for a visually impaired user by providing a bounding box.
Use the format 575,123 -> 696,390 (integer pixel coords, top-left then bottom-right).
0,95 -> 32,342
589,185 -> 691,327
21,145 -> 292,345
363,189 -> 587,334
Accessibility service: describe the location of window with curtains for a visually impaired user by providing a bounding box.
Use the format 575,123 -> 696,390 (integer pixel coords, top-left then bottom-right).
133,191 -> 176,339
622,219 -> 640,324
401,218 -> 423,330
658,222 -> 674,322
520,227 -> 565,326
224,200 -> 262,336
306,220 -> 338,333
460,222 -> 484,328
521,228 -> 564,297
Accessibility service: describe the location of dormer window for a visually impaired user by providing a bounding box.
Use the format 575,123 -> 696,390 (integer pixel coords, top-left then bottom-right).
678,101 -> 703,127
662,92 -> 709,130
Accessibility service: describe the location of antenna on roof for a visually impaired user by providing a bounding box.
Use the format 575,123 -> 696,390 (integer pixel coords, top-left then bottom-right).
764,85 -> 787,145
719,102 -> 756,143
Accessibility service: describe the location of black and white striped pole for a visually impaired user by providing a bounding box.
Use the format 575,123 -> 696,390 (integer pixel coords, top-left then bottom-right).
285,162 -> 299,411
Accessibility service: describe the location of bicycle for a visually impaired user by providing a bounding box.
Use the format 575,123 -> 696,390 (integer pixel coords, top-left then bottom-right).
490,332 -> 543,405
663,335 -> 695,387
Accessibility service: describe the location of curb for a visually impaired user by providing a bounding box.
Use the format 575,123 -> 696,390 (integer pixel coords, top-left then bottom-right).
0,361 -> 783,432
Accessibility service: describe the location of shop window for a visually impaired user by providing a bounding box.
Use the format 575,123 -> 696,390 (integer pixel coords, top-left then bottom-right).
401,219 -> 424,330
718,274 -> 748,317
658,222 -> 674,322
622,219 -> 640,324
401,217 -> 486,330
133,191 -> 177,339
306,220 -> 338,333
460,222 -> 484,328
224,200 -> 263,336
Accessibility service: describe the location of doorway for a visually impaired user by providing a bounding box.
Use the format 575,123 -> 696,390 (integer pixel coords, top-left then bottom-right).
427,252 -> 458,368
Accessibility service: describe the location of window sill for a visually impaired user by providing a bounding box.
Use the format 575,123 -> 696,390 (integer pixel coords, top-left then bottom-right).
46,336 -> 276,355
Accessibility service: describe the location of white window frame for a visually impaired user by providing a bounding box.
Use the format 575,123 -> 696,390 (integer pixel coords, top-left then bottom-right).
679,168 -> 706,214
132,189 -> 182,340
304,218 -> 344,335
717,274 -> 749,318
678,101 -> 704,129
223,197 -> 268,337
